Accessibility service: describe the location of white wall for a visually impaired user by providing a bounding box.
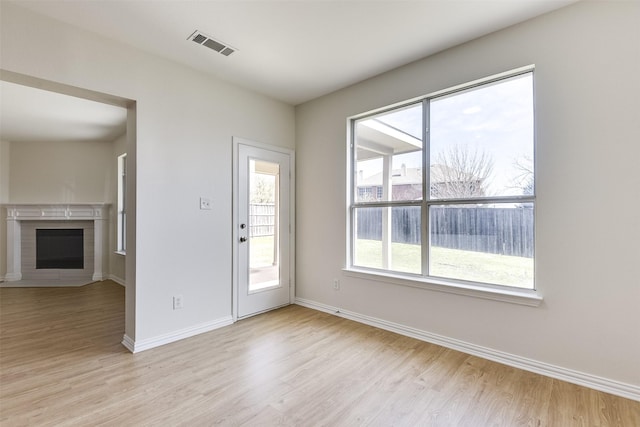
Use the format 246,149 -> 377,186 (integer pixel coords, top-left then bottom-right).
0,3 -> 295,343
295,0 -> 640,392
0,140 -> 9,278
0,141 -> 8,202
8,140 -> 114,203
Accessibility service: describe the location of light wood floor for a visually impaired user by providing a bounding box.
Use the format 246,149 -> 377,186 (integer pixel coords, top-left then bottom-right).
1,281 -> 638,426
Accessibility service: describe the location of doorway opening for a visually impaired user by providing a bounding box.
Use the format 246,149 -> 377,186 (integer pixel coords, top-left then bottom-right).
0,69 -> 136,348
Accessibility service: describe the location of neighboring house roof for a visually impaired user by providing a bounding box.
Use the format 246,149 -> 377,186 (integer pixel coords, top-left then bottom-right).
358,165 -> 421,186
358,164 -> 481,187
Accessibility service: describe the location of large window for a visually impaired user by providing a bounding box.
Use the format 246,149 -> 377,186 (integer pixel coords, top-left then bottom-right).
350,69 -> 535,289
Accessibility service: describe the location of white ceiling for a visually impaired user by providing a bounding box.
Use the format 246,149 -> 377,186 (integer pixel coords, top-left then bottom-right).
1,0 -> 577,144
0,81 -> 127,143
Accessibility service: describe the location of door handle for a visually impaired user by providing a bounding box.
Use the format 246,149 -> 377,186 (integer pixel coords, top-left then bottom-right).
240,237 -> 247,243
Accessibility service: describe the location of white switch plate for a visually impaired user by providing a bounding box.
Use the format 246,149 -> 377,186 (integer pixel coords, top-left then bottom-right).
200,197 -> 212,210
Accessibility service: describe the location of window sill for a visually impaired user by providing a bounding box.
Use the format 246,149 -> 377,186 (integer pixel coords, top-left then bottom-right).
342,268 -> 542,307
114,250 -> 126,256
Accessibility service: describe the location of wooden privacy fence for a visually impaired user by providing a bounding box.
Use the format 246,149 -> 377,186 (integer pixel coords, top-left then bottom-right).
356,206 -> 534,258
250,203 -> 275,237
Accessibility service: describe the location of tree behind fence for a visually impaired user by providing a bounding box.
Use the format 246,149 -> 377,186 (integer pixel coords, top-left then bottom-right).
356,207 -> 533,258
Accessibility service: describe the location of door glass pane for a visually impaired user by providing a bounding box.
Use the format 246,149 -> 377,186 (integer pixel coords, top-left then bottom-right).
429,203 -> 534,288
430,73 -> 534,199
354,103 -> 423,202
353,206 -> 422,274
249,159 -> 280,292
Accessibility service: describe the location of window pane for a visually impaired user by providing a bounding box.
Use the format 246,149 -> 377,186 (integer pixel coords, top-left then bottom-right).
354,206 -> 421,274
429,203 -> 534,288
430,73 -> 534,199
249,160 -> 280,291
117,153 -> 127,253
354,103 -> 423,202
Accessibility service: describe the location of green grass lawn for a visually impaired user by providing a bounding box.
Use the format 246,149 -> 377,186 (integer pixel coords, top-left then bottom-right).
250,235 -> 276,268
355,239 -> 533,289
250,235 -> 533,288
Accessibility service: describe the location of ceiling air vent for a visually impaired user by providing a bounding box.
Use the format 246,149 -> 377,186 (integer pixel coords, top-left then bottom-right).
188,30 -> 236,57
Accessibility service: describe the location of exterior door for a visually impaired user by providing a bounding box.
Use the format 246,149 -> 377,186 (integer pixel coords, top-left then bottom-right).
235,140 -> 292,319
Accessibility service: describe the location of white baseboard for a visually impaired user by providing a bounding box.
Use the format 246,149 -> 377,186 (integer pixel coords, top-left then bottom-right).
1,278 -> 93,287
295,297 -> 640,402
121,334 -> 135,352
121,315 -> 234,353
108,274 -> 126,287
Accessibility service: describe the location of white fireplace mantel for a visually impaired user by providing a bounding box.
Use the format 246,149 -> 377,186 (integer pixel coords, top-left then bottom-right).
5,204 -> 108,221
4,204 -> 110,282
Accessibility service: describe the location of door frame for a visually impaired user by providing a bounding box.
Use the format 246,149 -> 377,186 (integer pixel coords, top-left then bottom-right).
232,136 -> 295,322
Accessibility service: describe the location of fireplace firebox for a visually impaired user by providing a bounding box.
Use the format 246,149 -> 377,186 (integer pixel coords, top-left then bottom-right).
36,228 -> 84,269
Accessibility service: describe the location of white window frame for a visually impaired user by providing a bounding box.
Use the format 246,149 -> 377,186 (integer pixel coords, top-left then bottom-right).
116,153 -> 127,255
345,66 -> 542,306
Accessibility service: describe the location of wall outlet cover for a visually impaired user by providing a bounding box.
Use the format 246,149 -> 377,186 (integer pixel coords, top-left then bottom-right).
200,197 -> 212,210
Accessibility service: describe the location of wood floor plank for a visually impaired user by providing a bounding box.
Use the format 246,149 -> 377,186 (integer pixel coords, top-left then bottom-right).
1,282 -> 638,426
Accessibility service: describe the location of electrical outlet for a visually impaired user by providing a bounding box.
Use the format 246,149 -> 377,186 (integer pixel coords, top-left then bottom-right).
333,279 -> 340,290
173,295 -> 183,310
200,197 -> 212,210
